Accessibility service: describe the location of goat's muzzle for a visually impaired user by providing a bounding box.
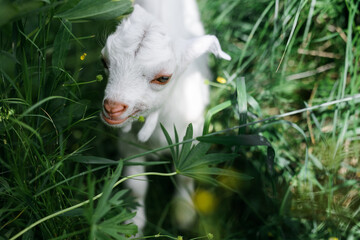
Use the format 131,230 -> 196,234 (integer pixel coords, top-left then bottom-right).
102,99 -> 129,125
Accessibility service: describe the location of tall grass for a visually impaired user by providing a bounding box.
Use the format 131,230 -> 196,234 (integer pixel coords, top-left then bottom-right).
1,0 -> 359,239
0,1 -> 134,239
198,0 -> 360,239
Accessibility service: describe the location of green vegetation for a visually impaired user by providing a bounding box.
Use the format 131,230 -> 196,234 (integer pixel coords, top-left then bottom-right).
1,0 -> 359,239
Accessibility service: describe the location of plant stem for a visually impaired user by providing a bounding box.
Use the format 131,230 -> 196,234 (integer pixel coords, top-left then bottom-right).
131,234 -> 178,240
62,80 -> 98,86
204,79 -> 232,90
10,171 -> 177,240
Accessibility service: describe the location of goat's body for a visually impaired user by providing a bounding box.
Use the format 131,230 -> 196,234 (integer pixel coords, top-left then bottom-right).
121,1 -> 210,231
101,0 -> 229,233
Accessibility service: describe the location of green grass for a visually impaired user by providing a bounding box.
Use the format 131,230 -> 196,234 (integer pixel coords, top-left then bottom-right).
1,0 -> 360,239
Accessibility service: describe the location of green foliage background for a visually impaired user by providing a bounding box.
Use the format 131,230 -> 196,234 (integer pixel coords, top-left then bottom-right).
0,0 -> 359,239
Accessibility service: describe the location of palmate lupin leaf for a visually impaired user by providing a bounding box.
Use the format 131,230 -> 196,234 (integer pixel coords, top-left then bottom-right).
87,161 -> 138,240
161,123 -> 253,191
160,123 -> 177,166
94,210 -> 137,240
178,124 -> 194,166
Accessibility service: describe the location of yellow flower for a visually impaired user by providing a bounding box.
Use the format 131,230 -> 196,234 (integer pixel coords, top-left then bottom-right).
329,237 -> 339,240
80,53 -> 87,61
216,76 -> 227,84
193,189 -> 217,214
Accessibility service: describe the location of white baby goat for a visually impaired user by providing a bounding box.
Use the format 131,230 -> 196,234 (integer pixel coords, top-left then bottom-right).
101,1 -> 230,232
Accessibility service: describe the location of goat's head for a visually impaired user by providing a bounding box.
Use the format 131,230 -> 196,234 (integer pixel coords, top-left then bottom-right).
101,5 -> 230,141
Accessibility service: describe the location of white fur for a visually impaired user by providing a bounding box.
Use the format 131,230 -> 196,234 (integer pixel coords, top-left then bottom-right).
101,1 -> 230,232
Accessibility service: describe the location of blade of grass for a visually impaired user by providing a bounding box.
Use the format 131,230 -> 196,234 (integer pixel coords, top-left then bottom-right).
236,1 -> 274,72
52,19 -> 72,75
333,1 -> 357,139
203,100 -> 232,135
34,166 -> 107,198
9,118 -> 43,146
236,77 -> 247,134
55,0 -> 132,21
276,0 -> 305,72
302,0 -> 317,45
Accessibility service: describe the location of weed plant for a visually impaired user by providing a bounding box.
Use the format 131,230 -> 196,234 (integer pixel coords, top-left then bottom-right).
0,0 -> 359,240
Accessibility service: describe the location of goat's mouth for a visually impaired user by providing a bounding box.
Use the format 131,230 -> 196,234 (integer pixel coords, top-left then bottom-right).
102,110 -> 140,126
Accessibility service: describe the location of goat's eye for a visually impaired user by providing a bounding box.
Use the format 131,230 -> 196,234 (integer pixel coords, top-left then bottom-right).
151,75 -> 172,85
101,57 -> 108,69
157,76 -> 170,83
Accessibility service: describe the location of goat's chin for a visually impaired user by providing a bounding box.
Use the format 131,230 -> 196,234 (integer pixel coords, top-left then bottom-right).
101,113 -> 130,127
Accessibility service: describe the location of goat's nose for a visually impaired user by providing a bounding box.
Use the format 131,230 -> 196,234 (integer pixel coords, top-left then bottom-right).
103,99 -> 128,117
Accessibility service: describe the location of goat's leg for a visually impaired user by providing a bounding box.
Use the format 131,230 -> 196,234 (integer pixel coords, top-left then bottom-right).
173,175 -> 196,229
124,157 -> 148,232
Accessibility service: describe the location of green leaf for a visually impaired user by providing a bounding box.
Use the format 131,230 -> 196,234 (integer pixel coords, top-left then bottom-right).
93,161 -> 123,222
55,0 -> 133,21
124,161 -> 170,166
87,161 -> 138,239
0,68 -> 24,99
179,124 -> 194,165
184,168 -> 252,192
0,1 -> 44,26
72,155 -> 169,166
197,134 -> 272,147
276,0 -> 305,72
160,123 -> 251,192
198,134 -> 275,173
236,1 -> 274,71
203,100 -> 232,135
178,142 -> 211,171
184,167 -> 252,180
98,224 -> 137,240
100,210 -> 136,227
108,190 -> 128,206
160,123 -> 177,166
9,118 -> 43,146
236,77 -> 247,126
18,96 -> 74,120
184,173 -> 219,186
72,156 -> 118,165
98,210 -> 137,239
174,125 -> 180,161
52,20 -> 72,75
181,153 -> 238,171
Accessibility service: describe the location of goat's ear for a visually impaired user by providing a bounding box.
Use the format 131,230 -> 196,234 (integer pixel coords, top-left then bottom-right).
177,35 -> 231,66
